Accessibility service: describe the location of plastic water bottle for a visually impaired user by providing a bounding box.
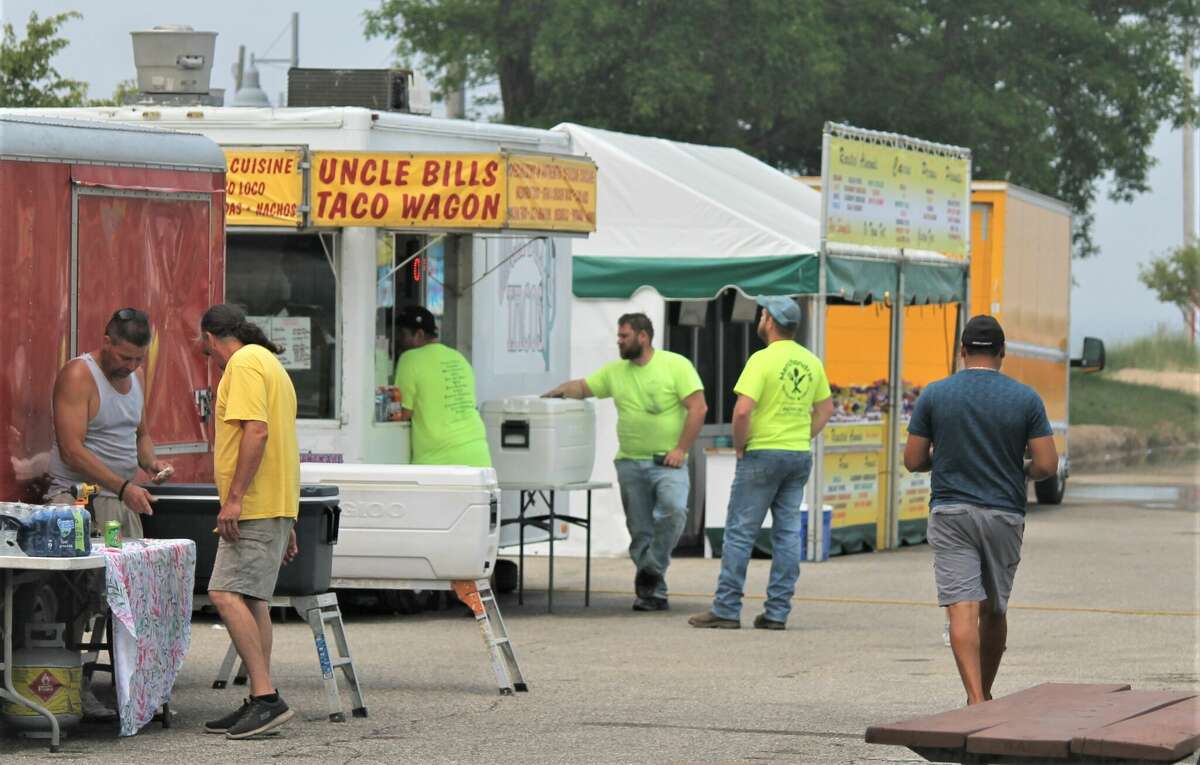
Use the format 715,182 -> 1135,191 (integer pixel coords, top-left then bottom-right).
942,621 -> 951,646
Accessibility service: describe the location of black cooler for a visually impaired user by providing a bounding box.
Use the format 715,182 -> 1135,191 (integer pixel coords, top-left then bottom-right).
142,483 -> 340,596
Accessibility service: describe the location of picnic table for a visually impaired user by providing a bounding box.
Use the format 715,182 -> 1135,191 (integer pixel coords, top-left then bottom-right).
866,683 -> 1200,764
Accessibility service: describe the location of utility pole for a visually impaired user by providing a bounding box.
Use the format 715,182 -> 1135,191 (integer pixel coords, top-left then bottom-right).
256,12 -> 300,106
232,45 -> 246,93
1184,43 -> 1195,248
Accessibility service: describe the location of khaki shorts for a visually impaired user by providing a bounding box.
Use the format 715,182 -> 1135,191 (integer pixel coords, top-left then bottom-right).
48,493 -> 143,540
208,517 -> 295,601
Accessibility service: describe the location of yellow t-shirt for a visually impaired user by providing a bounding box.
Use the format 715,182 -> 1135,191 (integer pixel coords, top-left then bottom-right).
393,343 -> 491,467
585,350 -> 704,460
734,340 -> 831,452
214,344 -> 300,520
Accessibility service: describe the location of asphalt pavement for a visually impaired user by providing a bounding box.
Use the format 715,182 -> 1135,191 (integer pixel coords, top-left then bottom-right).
2,461 -> 1196,764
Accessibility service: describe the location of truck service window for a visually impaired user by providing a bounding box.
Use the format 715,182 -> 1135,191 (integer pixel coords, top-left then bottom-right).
226,233 -> 338,420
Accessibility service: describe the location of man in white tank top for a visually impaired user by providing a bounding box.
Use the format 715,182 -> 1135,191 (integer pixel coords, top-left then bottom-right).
47,307 -> 173,538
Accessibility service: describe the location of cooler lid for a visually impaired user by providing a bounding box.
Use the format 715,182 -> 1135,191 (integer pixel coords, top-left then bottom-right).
299,463 -> 498,489
480,395 -> 592,416
145,483 -> 219,497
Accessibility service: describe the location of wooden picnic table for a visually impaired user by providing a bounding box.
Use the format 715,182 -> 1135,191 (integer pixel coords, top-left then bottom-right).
866,683 -> 1200,764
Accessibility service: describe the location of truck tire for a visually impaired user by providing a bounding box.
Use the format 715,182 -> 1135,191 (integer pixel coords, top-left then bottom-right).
492,559 -> 518,594
1034,472 -> 1066,505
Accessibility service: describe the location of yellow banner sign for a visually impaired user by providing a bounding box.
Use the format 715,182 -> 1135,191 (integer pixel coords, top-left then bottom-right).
825,134 -> 969,257
309,151 -> 597,232
825,422 -> 885,448
507,154 -> 597,232
223,149 -> 304,227
822,450 -> 882,529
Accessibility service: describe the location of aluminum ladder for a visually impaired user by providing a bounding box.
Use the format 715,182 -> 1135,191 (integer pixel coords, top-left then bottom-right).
452,579 -> 528,695
213,592 -> 367,722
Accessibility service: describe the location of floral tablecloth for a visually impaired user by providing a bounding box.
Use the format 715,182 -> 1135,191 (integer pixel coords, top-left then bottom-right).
101,539 -> 195,736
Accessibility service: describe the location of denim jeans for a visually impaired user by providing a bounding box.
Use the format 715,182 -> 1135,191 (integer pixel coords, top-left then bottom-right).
712,450 -> 813,623
614,459 -> 690,598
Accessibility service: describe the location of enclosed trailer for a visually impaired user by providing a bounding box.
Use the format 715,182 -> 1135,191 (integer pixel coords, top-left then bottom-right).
0,116 -> 226,502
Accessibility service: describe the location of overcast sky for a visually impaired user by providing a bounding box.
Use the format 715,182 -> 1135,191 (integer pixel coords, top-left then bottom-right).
4,0 -> 1195,351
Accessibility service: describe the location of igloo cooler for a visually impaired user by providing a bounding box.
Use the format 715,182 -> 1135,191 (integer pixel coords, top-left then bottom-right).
141,483 -> 340,596
298,463 -> 500,583
481,396 -> 596,486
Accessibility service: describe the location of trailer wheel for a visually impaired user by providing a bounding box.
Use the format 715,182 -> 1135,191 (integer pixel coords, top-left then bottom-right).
491,559 -> 518,594
1034,471 -> 1066,505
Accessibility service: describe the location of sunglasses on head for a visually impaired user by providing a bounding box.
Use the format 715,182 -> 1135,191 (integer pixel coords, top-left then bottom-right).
112,308 -> 147,322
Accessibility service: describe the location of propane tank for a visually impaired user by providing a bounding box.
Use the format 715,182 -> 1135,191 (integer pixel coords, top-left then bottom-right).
0,623 -> 82,733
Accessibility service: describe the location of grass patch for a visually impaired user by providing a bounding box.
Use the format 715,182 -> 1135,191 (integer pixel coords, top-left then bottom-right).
1105,329 -> 1200,372
1071,370 -> 1199,445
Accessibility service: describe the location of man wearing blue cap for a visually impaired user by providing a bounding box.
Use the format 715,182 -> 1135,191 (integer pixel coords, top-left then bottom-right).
690,296 -> 833,630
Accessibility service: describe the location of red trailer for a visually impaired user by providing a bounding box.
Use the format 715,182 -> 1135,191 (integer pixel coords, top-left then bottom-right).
0,116 -> 226,502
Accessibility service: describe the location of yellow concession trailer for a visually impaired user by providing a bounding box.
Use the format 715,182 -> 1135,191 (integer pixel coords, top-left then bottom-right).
818,180 -> 1074,554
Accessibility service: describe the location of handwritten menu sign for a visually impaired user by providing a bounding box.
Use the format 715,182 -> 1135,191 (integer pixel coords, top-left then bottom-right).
248,316 -> 312,370
825,133 -> 970,258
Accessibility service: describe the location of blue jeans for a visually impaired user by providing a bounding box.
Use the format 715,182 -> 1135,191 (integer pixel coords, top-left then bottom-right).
712,450 -> 813,623
614,459 -> 690,599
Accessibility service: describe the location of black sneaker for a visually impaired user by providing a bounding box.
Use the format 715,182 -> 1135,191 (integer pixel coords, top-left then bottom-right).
225,695 -> 294,739
204,697 -> 253,733
632,596 -> 669,611
634,568 -> 661,600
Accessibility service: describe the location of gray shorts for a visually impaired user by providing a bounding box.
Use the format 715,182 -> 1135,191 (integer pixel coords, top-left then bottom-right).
927,503 -> 1025,614
208,517 -> 294,601
49,493 -> 142,539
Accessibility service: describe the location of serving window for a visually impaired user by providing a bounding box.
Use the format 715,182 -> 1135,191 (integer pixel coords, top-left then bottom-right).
225,232 -> 339,420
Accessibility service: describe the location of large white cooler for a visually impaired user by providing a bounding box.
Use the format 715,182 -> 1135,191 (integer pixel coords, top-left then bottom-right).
299,463 -> 500,583
481,396 -> 596,486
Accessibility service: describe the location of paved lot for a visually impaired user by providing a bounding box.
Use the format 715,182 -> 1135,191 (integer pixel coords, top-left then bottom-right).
3,462 -> 1197,764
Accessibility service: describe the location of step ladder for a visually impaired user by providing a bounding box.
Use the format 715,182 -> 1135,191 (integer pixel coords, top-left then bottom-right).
212,592 -> 367,722
452,579 -> 528,695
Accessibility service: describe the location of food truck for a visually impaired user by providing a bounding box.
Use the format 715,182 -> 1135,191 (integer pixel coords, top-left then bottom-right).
0,115 -> 226,503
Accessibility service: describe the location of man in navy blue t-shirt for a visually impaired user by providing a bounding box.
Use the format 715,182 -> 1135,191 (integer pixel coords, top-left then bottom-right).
904,315 -> 1058,706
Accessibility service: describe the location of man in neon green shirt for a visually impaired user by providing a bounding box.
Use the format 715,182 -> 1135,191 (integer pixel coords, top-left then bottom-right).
690,296 -> 833,631
393,306 -> 491,467
545,313 -> 706,611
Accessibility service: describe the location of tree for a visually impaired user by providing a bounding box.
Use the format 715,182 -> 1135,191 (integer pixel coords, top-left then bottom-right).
0,11 -> 87,107
1139,244 -> 1200,338
363,0 -> 1196,257
88,79 -> 139,107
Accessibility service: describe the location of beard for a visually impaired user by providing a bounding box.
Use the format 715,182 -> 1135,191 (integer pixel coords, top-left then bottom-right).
619,341 -> 643,360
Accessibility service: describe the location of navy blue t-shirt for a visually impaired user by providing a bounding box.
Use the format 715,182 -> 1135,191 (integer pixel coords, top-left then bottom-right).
908,369 -> 1053,514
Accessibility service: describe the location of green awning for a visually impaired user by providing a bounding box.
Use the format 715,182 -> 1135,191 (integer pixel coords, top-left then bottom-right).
903,261 -> 966,304
825,256 -> 966,305
573,254 -> 818,299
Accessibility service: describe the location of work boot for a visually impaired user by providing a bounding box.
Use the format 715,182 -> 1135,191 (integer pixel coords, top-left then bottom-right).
753,613 -> 786,631
634,568 -> 661,600
688,611 -> 740,629
632,596 -> 669,611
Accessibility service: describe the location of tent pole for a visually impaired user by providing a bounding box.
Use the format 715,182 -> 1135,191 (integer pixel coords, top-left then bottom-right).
885,263 -> 906,550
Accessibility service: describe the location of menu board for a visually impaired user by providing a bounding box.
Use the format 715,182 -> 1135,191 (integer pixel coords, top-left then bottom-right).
825,132 -> 970,257
248,316 -> 312,370
822,450 -> 881,529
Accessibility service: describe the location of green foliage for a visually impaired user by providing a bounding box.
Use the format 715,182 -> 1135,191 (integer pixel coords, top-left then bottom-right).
88,79 -> 138,107
1106,328 -> 1200,372
1070,371 -> 1198,443
0,11 -> 88,107
364,1 -> 1197,258
1138,244 -> 1200,335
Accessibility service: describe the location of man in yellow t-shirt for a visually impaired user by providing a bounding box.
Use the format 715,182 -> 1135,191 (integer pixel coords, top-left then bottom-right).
200,304 -> 299,739
545,313 -> 707,611
392,306 -> 491,467
690,296 -> 833,631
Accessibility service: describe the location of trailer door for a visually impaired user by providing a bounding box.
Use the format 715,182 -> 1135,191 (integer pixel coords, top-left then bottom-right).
72,188 -> 218,470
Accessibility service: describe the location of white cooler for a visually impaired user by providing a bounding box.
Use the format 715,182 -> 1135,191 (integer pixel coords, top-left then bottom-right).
299,463 -> 500,583
481,396 -> 596,485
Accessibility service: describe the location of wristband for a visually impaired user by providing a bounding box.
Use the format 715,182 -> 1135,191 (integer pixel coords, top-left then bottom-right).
118,480 -> 130,502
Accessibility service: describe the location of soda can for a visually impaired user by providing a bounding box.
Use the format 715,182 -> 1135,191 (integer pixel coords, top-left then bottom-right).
104,520 -> 122,549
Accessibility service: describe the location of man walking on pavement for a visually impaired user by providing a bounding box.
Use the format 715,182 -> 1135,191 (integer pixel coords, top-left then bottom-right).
545,313 -> 706,611
903,315 -> 1057,705
690,296 -> 832,630
199,304 -> 301,739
